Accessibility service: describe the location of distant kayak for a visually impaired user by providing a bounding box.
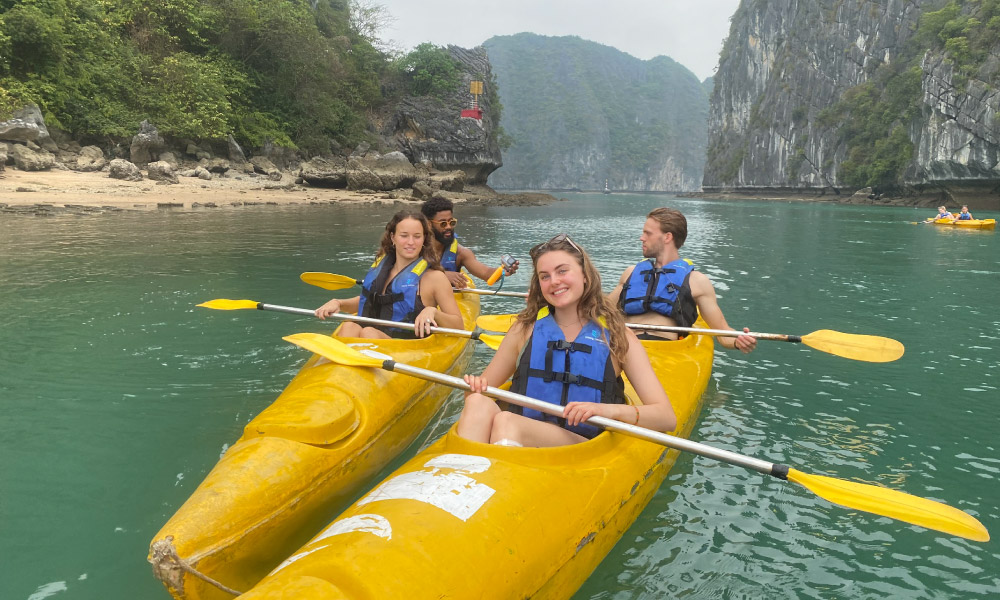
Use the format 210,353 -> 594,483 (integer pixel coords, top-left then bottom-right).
932,218 -> 996,229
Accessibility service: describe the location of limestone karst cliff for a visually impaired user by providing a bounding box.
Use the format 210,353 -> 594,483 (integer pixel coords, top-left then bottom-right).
705,0 -> 1000,209
484,33 -> 708,192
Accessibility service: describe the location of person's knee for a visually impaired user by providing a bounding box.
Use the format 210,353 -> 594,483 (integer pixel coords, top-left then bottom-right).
490,411 -> 522,441
339,322 -> 362,337
463,393 -> 499,417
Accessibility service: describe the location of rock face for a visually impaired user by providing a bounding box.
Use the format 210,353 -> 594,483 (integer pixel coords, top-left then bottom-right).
130,120 -> 166,166
10,144 -> 55,171
381,46 -> 502,184
0,105 -> 50,143
484,33 -> 709,192
704,0 -> 1000,209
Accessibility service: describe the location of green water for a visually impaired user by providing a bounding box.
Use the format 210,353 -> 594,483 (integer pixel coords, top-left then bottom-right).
2,195 -> 997,599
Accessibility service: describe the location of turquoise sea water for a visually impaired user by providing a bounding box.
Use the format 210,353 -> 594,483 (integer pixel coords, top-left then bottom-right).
1,194 -> 997,599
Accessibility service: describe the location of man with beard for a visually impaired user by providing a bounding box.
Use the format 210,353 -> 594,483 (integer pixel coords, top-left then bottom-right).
420,197 -> 519,288
607,208 -> 756,353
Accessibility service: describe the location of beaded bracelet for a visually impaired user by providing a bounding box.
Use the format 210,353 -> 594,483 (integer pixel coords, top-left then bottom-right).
633,405 -> 640,425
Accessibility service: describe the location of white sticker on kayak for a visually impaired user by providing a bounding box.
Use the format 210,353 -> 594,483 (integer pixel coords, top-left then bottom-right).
269,514 -> 393,575
425,453 -> 491,474
358,454 -> 495,521
315,513 -> 392,542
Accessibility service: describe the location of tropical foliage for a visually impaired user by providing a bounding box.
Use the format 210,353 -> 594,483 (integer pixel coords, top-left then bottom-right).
0,1 -> 469,153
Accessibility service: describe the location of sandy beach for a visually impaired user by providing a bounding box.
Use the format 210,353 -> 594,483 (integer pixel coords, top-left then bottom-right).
0,168 -> 559,216
0,167 -> 421,213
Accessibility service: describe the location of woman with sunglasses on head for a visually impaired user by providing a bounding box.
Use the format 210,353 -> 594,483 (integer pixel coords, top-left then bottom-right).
458,234 -> 677,447
314,210 -> 463,339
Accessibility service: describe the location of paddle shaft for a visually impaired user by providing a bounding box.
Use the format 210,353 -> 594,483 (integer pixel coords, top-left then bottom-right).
629,323 -> 800,343
368,354 -> 787,479
257,303 -> 486,341
301,271 -> 526,297
457,288 -> 527,298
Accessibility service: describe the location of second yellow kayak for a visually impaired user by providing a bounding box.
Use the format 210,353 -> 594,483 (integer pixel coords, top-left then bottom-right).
149,292 -> 480,600
237,319 -> 714,599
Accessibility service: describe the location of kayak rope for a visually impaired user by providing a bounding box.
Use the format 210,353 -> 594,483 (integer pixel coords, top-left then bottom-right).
149,536 -> 243,597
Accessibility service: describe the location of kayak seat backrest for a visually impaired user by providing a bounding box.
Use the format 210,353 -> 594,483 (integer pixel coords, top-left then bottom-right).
243,381 -> 360,445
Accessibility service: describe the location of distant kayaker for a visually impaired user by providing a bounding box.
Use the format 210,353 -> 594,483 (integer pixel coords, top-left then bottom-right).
457,233 -> 677,447
954,205 -> 975,221
314,210 -> 463,338
421,197 -> 519,288
607,208 -> 756,353
926,206 -> 953,222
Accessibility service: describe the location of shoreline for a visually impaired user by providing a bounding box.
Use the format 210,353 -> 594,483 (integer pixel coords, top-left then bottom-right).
0,168 -> 560,215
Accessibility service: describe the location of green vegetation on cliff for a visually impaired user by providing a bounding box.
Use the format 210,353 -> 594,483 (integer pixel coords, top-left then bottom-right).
821,0 -> 1000,189
0,1 -> 466,153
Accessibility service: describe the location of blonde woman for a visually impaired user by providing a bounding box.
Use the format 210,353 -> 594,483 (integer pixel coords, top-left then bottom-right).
458,234 -> 676,447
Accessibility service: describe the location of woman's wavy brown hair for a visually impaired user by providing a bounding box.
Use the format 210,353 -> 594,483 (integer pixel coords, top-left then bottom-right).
515,235 -> 628,366
375,210 -> 442,271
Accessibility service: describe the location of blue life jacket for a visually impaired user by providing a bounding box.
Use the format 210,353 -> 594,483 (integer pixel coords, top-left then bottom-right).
356,254 -> 427,337
957,212 -> 973,220
618,258 -> 697,327
439,236 -> 460,271
510,308 -> 625,439
938,212 -> 952,219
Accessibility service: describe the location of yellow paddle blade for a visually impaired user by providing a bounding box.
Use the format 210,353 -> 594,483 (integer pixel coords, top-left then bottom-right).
300,272 -> 359,291
283,333 -> 384,368
476,313 -> 517,332
479,333 -> 505,350
800,330 -> 905,363
197,299 -> 260,310
787,469 -> 989,542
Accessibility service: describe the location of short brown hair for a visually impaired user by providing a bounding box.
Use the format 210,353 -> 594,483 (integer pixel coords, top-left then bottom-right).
647,208 -> 688,248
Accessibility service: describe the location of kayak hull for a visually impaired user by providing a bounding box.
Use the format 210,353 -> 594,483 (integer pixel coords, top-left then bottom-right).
149,292 -> 479,600
932,218 -> 996,229
238,320 -> 714,600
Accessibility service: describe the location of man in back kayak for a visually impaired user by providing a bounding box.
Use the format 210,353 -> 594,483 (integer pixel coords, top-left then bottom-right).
421,197 -> 519,288
607,208 -> 757,353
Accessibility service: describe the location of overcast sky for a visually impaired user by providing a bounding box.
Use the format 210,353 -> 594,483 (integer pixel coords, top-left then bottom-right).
372,0 -> 741,81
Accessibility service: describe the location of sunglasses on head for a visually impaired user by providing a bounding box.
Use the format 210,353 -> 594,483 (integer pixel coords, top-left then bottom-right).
431,218 -> 458,228
529,233 -> 582,259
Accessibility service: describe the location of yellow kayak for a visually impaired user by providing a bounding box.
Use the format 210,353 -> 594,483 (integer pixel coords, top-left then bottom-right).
933,217 -> 996,229
149,292 -> 480,600
238,320 -> 714,600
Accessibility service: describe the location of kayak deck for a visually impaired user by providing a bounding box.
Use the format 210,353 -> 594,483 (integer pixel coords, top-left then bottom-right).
932,217 -> 996,229
149,292 -> 480,600
238,319 -> 714,600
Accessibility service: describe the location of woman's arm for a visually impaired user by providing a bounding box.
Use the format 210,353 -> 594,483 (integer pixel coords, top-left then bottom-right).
315,295 -> 360,319
562,330 -> 677,432
414,270 -> 464,336
464,322 -> 528,393
618,330 -> 677,431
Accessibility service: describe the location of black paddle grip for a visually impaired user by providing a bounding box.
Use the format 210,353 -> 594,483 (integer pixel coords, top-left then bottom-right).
383,359 -> 396,371
787,335 -> 802,343
770,463 -> 790,480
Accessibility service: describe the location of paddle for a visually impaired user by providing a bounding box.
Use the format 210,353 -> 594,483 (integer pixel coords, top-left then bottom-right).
197,299 -> 504,349
281,333 -> 988,542
475,314 -> 904,363
301,271 -> 528,298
